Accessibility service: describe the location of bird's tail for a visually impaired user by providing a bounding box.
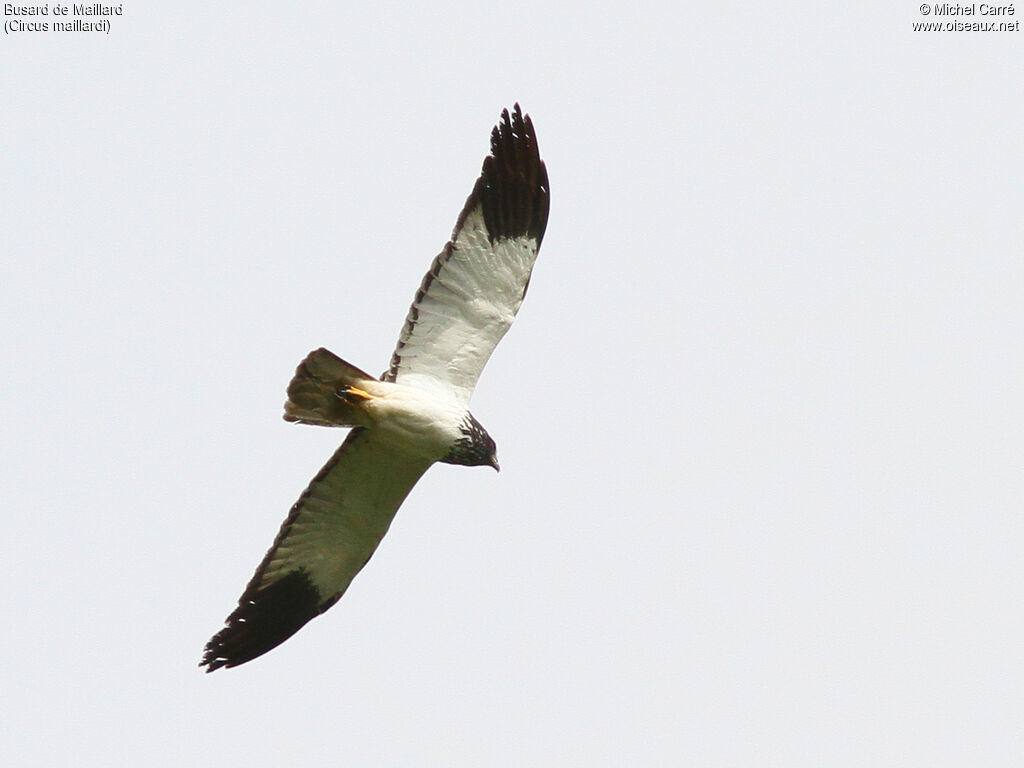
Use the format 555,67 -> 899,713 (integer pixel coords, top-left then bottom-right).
283,348 -> 379,427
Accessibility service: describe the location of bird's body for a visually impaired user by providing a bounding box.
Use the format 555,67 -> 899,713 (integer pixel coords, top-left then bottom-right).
286,350 -> 481,463
201,105 -> 548,671
355,383 -> 474,462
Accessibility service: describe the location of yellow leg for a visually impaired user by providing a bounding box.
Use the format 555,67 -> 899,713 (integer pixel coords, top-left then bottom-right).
340,385 -> 376,401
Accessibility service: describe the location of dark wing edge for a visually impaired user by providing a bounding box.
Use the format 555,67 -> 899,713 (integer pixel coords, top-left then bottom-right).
382,103 -> 550,383
200,430 -> 363,672
462,102 -> 550,247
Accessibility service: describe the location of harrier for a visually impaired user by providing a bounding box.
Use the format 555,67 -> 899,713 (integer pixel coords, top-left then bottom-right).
201,105 -> 549,671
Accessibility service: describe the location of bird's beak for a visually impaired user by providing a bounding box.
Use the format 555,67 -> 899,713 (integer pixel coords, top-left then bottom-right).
489,453 -> 500,472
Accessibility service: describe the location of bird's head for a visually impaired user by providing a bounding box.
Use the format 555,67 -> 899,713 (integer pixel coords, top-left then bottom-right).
442,413 -> 500,471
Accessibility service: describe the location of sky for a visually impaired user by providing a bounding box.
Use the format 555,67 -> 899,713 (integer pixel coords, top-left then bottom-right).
2,2 -> 1022,765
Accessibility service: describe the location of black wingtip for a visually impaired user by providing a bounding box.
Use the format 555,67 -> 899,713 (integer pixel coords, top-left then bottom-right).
469,104 -> 550,246
200,569 -> 324,672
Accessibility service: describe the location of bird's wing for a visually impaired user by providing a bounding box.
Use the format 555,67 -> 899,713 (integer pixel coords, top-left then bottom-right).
382,104 -> 550,406
201,428 -> 431,671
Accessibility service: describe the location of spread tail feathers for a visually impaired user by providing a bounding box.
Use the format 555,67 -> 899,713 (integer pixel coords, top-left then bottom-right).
283,348 -> 377,427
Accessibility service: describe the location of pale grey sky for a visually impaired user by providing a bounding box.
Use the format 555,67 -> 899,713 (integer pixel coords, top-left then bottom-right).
2,2 -> 1022,765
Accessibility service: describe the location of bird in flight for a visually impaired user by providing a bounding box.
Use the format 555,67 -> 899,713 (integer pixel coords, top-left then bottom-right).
201,105 -> 549,671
